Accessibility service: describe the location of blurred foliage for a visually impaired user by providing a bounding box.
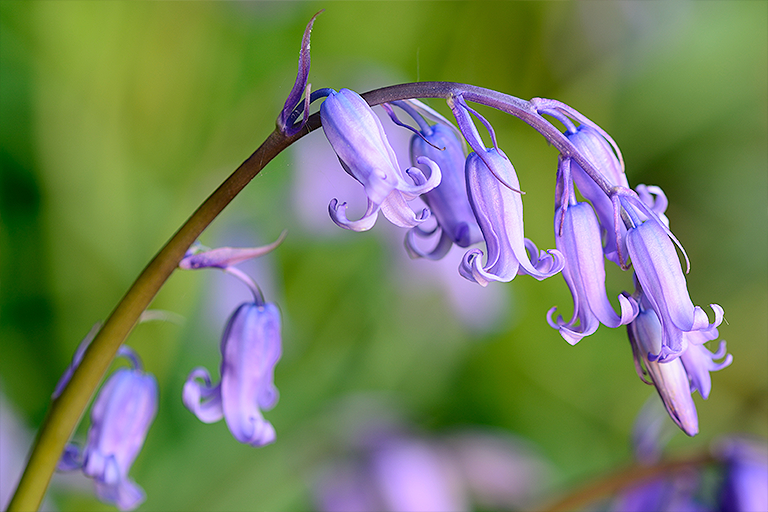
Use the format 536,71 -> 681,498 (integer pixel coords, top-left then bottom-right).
1,1 -> 766,511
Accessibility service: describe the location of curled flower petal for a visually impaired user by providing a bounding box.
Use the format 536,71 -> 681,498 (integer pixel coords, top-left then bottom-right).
184,302 -> 282,447
636,184 -> 669,228
59,347 -> 158,510
548,202 -> 637,344
320,89 -> 440,231
328,198 -> 381,232
460,150 -> 563,286
182,367 -> 224,424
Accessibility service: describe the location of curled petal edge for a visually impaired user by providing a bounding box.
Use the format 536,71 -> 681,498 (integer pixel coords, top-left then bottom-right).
182,367 -> 224,424
328,198 -> 380,232
521,239 -> 565,280
379,191 -> 430,229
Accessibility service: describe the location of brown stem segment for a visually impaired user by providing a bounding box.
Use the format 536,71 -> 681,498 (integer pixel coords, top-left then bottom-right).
536,453 -> 716,512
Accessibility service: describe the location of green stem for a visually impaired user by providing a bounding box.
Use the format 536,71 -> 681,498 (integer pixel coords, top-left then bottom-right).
7,120 -> 319,511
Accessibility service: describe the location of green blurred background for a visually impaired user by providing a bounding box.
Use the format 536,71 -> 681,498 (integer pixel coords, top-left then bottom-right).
1,1 -> 766,510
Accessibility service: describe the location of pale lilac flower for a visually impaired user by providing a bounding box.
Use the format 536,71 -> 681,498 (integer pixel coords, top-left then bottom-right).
58,347 -> 157,511
180,240 -> 283,447
183,301 -> 281,447
624,208 -> 721,361
566,124 -> 630,266
450,96 -> 563,286
385,101 -> 482,260
547,161 -> 637,344
320,88 -> 441,231
627,302 -> 699,436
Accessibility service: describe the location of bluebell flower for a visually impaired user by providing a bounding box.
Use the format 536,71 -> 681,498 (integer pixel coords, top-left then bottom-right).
547,158 -> 637,344
566,125 -> 630,266
399,101 -> 482,259
623,199 -> 721,361
180,239 -> 283,447
627,301 -> 699,436
183,301 -> 281,447
58,347 -> 157,511
449,96 -> 563,286
320,88 -> 442,231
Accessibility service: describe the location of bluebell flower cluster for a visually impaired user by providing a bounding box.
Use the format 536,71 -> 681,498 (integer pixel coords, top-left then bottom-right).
312,82 -> 731,436
45,13 -> 739,511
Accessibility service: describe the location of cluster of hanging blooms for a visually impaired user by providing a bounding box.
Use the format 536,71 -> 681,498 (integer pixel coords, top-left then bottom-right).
52,237 -> 284,509
45,12 -> 738,510
276,14 -> 732,438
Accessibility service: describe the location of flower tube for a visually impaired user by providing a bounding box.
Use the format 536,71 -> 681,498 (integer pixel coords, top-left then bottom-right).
320,88 -> 441,231
58,347 -> 157,511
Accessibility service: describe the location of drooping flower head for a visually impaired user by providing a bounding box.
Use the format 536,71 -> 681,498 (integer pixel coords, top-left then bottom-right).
385,100 -> 483,260
183,301 -> 282,447
320,88 -> 442,231
449,95 -> 563,286
627,299 -> 699,437
58,347 -> 157,511
180,236 -> 284,447
547,157 -> 637,345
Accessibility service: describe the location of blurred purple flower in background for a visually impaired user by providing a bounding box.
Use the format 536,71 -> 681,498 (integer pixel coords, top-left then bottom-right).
717,438 -> 768,512
57,347 -> 157,511
313,396 -> 551,512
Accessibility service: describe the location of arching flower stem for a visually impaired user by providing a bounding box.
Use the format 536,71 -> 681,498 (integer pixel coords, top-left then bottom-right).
10,80 -> 617,511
